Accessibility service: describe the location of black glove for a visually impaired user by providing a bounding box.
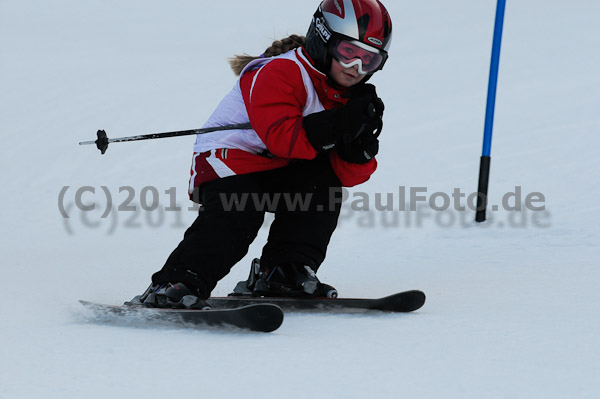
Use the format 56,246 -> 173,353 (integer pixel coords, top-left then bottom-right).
336,130 -> 380,164
303,84 -> 384,152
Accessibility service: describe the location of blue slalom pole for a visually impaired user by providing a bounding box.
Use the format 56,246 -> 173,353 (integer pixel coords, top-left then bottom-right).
476,0 -> 506,222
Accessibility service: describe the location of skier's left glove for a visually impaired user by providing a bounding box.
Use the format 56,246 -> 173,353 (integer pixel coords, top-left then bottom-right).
303,84 -> 384,153
336,130 -> 380,164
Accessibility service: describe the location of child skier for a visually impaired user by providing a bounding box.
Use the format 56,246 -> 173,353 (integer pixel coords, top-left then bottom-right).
131,0 -> 393,309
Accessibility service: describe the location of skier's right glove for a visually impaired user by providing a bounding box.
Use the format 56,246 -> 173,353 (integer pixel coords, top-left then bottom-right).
303,84 -> 384,153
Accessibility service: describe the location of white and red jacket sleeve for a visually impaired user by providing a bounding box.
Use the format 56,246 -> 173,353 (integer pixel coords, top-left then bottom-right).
240,60 -> 317,159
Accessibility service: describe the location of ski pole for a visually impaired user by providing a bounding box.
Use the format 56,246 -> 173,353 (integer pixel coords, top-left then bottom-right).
79,123 -> 252,154
476,0 -> 506,222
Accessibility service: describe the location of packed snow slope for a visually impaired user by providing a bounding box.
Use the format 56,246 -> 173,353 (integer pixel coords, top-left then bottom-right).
2,0 -> 599,398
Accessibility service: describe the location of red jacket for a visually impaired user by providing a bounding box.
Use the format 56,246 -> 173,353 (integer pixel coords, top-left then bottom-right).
189,48 -> 377,193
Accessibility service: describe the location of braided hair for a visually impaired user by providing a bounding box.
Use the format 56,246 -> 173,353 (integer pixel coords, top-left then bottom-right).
228,35 -> 306,76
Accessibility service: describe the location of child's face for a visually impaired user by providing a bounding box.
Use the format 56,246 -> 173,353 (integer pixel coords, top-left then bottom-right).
329,59 -> 365,88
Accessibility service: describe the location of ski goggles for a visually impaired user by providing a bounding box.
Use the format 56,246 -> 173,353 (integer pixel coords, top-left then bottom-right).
331,39 -> 387,75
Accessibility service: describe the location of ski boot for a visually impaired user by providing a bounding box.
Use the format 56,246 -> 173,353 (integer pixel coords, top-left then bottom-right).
126,282 -> 212,310
230,258 -> 338,298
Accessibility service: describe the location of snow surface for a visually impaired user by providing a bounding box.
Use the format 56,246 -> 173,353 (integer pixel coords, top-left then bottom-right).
2,0 -> 600,398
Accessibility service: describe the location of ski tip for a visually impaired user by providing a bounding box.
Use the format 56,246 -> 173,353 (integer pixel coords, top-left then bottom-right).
377,290 -> 426,313
241,303 -> 285,333
401,290 -> 426,312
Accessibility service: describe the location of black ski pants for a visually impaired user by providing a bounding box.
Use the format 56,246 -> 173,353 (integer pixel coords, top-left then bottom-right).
151,154 -> 343,298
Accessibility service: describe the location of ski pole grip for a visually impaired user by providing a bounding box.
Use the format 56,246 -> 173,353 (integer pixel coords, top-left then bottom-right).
343,101 -> 379,143
367,102 -> 377,118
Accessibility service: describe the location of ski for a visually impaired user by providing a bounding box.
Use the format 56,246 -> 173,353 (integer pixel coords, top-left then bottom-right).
79,300 -> 284,333
206,290 -> 426,313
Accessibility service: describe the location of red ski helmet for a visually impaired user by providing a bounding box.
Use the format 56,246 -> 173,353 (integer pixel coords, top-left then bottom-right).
305,0 -> 392,76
